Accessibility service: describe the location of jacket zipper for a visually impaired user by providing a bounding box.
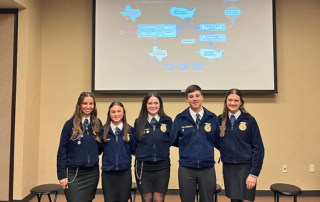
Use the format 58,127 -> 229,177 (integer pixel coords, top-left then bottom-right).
116,153 -> 118,170
233,147 -> 235,163
153,125 -> 156,161
232,122 -> 235,163
116,134 -> 119,170
197,125 -> 199,168
154,142 -> 156,161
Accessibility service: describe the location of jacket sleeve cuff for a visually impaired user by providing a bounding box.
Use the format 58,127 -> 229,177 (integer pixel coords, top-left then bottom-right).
57,170 -> 67,180
250,167 -> 261,177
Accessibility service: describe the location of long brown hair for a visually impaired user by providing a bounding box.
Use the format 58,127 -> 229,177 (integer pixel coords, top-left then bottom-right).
103,101 -> 130,142
135,92 -> 168,140
71,92 -> 101,142
220,88 -> 250,137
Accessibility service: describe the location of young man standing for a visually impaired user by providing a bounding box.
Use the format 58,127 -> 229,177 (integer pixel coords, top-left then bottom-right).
170,85 -> 220,202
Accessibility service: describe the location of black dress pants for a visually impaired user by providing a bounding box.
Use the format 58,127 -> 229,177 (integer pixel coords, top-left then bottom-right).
178,166 -> 216,202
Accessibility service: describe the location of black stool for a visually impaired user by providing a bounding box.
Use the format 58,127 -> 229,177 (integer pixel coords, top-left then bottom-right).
270,183 -> 302,202
196,184 -> 222,202
130,182 -> 137,202
30,184 -> 62,202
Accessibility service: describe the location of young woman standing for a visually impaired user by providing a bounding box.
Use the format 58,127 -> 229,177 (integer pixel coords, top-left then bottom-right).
57,92 -> 102,202
134,92 -> 172,202
218,89 -> 265,202
101,101 -> 136,202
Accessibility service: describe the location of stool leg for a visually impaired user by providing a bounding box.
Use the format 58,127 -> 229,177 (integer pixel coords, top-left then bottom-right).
130,195 -> 132,202
214,193 -> 217,202
294,196 -> 297,202
133,189 -> 136,202
277,193 -> 279,202
47,193 -> 52,202
53,191 -> 58,202
36,194 -> 42,202
274,192 -> 276,202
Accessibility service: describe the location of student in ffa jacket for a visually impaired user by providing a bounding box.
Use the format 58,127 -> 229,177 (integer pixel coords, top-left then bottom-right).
57,92 -> 102,202
169,85 -> 220,202
218,89 -> 264,202
134,92 -> 172,202
101,101 -> 136,202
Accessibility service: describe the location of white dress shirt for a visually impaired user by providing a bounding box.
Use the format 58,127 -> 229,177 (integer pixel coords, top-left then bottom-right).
189,107 -> 204,123
228,110 -> 241,120
81,115 -> 91,124
148,114 -> 160,123
110,121 -> 123,134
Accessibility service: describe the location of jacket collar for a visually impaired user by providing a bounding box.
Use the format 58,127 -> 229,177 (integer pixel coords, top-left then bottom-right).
108,127 -> 123,137
181,107 -> 214,125
146,116 -> 171,127
227,112 -> 250,125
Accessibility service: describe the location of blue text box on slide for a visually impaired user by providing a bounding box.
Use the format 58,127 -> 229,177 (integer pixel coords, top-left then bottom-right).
199,23 -> 226,31
138,24 -> 177,38
199,34 -> 226,42
181,39 -> 196,44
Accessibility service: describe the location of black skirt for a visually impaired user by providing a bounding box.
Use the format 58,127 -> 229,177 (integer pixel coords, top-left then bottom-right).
64,165 -> 99,202
135,159 -> 170,193
102,169 -> 132,202
223,163 -> 256,201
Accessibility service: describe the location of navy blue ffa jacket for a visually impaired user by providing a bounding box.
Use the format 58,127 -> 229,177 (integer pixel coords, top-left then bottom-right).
134,116 -> 173,162
57,118 -> 103,180
218,113 -> 264,176
169,107 -> 220,168
101,126 -> 136,171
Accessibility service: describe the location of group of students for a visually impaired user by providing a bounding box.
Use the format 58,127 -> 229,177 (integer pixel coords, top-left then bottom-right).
57,84 -> 265,202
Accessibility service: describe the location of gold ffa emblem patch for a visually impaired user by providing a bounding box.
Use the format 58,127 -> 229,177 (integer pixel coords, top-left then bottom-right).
160,124 -> 167,132
239,122 -> 247,131
204,123 -> 211,132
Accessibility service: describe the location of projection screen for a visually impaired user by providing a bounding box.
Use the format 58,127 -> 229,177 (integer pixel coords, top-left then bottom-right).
93,0 -> 277,93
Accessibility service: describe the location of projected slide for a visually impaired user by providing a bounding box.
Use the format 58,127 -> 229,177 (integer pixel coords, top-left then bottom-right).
94,0 -> 276,92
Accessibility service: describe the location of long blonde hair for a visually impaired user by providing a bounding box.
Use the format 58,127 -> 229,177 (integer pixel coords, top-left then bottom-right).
70,92 -> 101,142
220,89 -> 250,137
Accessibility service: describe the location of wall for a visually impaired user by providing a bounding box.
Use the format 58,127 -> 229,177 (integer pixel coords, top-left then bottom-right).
11,0 -> 320,199
38,0 -> 320,190
13,0 -> 42,199
0,13 -> 15,201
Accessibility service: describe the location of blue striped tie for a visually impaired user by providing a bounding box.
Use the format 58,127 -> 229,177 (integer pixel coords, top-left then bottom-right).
230,115 -> 236,126
84,118 -> 89,127
115,127 -> 120,137
196,113 -> 200,125
150,117 -> 157,127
